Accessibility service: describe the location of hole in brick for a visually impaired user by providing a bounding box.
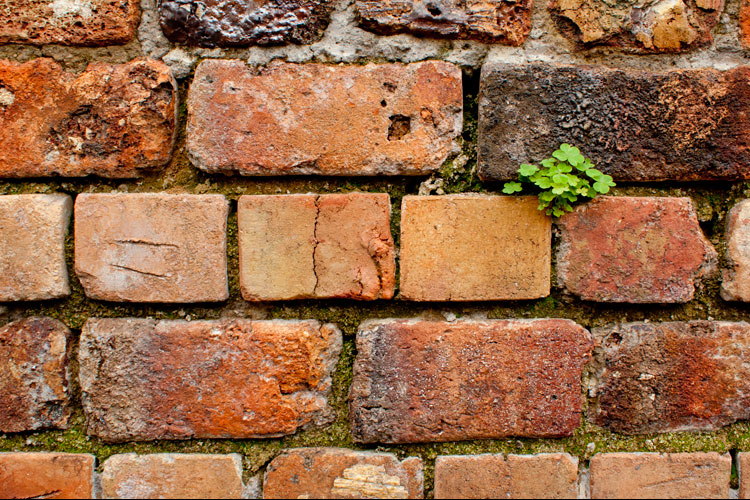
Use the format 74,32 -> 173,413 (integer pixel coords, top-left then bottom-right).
381,100 -> 387,107
427,3 -> 442,16
383,82 -> 397,92
388,115 -> 411,141
607,331 -> 623,346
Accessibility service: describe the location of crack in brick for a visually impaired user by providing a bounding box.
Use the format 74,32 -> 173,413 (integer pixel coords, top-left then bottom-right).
312,195 -> 321,296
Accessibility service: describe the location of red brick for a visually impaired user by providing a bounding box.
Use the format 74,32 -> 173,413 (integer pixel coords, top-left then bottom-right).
238,193 -> 395,301
74,193 -> 229,303
349,319 -> 592,444
0,318 -> 72,433
399,195 -> 551,301
722,199 -> 750,301
590,453 -> 730,499
79,318 -> 342,442
187,60 -> 462,176
263,448 -> 423,499
742,0 -> 750,48
557,197 -> 716,303
0,453 -> 95,499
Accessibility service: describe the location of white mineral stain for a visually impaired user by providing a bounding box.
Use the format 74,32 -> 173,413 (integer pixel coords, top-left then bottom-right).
0,88 -> 14,107
330,463 -> 408,499
50,0 -> 93,18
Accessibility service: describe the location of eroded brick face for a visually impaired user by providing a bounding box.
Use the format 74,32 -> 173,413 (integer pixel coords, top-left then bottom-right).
187,60 -> 463,176
0,59 -> 176,178
739,453 -> 750,499
350,319 -> 592,444
0,453 -> 95,499
263,448 -> 423,499
722,199 -> 750,301
79,319 -> 342,442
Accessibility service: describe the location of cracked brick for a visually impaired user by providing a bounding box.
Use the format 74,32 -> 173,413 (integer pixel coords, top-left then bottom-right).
0,453 -> 95,499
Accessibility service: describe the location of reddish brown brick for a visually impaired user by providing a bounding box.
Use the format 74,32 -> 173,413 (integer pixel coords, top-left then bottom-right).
350,319 -> 592,444
0,453 -> 94,499
0,318 -> 72,433
742,0 -> 750,48
239,193 -> 395,301
263,448 -> 423,499
399,195 -> 551,301
590,453 -> 730,499
434,453 -> 578,499
79,318 -> 342,442
722,199 -> 750,301
101,454 -> 244,499
557,197 -> 717,303
74,193 -> 229,303
0,194 -> 71,301
187,60 -> 462,176
0,58 -> 176,179
592,321 -> 750,434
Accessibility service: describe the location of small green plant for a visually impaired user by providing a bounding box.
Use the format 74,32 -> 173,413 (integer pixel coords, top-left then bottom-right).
502,144 -> 615,217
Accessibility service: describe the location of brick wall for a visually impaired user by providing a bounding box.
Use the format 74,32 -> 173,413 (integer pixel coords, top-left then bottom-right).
2,0 -> 750,498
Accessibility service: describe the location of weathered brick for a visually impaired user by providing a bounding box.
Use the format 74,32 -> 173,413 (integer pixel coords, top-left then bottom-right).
590,453 -> 730,499
79,318 -> 342,442
399,195 -> 550,301
0,453 -> 95,499
187,60 -> 462,176
0,0 -> 139,46
0,194 -> 71,301
350,319 -> 592,444
722,199 -> 750,301
434,453 -> 578,499
739,453 -> 750,499
160,0 -> 333,47
263,448 -> 423,499
0,58 -> 176,178
101,454 -> 244,499
742,0 -> 750,48
592,321 -> 750,434
478,63 -> 750,181
557,197 -> 717,303
356,0 -> 532,45
239,193 -> 395,301
74,193 -> 229,303
0,318 -> 72,433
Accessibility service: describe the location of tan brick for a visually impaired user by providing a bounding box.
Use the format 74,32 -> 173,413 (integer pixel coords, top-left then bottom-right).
0,453 -> 94,499
101,454 -> 244,499
79,318 -> 342,442
0,194 -> 71,301
590,453 -> 730,499
0,58 -> 176,178
350,319 -> 592,443
187,60 -> 462,176
739,453 -> 750,499
399,195 -> 551,301
434,454 -> 578,499
722,199 -> 750,301
74,193 -> 228,303
0,318 -> 72,433
239,193 -> 395,301
263,448 -> 423,499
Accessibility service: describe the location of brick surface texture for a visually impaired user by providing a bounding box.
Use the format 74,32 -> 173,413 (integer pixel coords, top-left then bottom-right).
0,453 -> 95,499
740,452 -> 750,499
722,199 -> 750,301
350,319 -> 593,443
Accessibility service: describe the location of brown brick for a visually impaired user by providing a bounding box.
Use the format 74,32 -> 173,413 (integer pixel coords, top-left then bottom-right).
592,321 -> 750,434
187,60 -> 462,176
0,0 -> 139,46
101,454 -> 244,499
350,319 -> 592,444
0,453 -> 94,499
0,318 -> 72,433
590,453 -> 730,499
742,0 -> 750,48
239,193 -> 395,301
356,0 -> 531,45
0,194 -> 71,301
0,58 -> 176,179
79,318 -> 342,442
434,454 -> 578,499
478,63 -> 750,182
722,199 -> 750,301
263,448 -> 423,499
557,197 -> 717,303
399,195 -> 551,301
739,453 -> 750,499
74,193 -> 229,303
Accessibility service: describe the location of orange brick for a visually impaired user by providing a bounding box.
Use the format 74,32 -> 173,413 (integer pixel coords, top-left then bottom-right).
0,453 -> 94,499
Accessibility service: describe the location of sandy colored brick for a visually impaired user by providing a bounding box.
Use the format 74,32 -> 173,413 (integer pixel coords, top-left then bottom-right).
721,199 -> 750,301
350,319 -> 592,444
74,193 -> 228,303
79,318 -> 342,442
263,448 -> 423,499
739,453 -> 750,499
239,193 -> 395,301
0,58 -> 176,178
101,454 -> 244,499
590,453 -> 730,499
0,453 -> 95,499
0,194 -> 71,301
187,60 -> 462,176
434,453 -> 578,499
399,195 -> 551,301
